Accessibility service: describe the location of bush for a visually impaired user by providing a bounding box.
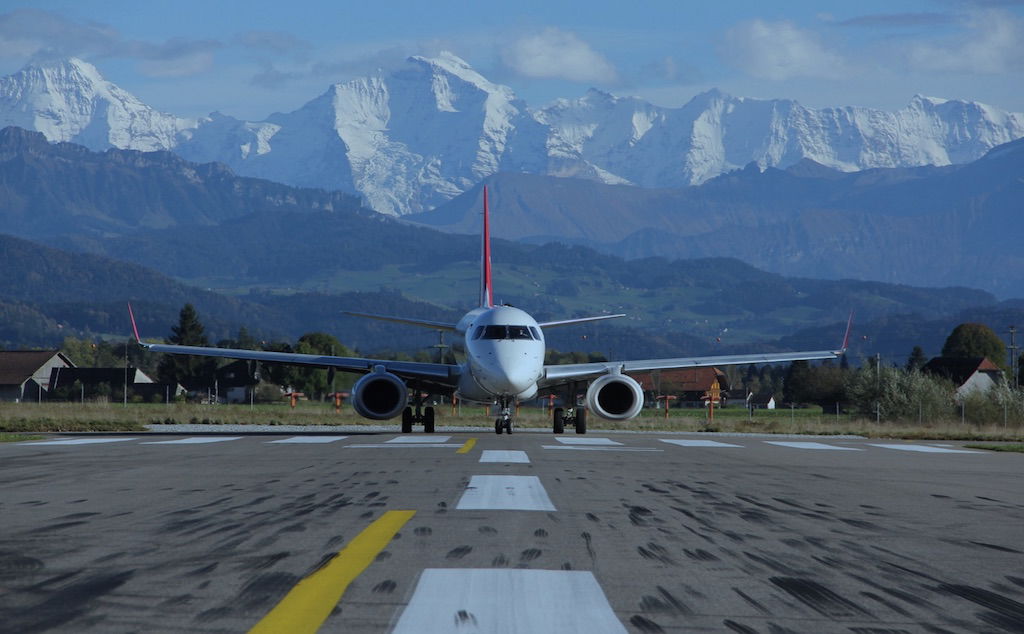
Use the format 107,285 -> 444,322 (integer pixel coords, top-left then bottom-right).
846,366 -> 954,422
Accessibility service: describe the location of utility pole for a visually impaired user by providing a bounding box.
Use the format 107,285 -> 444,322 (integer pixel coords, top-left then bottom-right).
1009,325 -> 1018,387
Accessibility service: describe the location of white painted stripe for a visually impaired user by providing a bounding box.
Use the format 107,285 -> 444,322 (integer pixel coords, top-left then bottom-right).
869,444 -> 982,454
456,475 -> 556,511
554,437 -> 622,445
660,439 -> 743,448
140,437 -> 242,445
480,450 -> 530,463
386,436 -> 451,443
542,445 -> 663,452
391,568 -> 626,634
346,443 -> 463,449
267,436 -> 348,444
765,441 -> 861,451
22,438 -> 137,446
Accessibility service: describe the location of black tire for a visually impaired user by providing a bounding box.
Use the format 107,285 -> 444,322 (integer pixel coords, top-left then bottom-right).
553,407 -> 564,434
505,419 -> 513,434
575,407 -> 587,434
424,407 -> 435,433
401,407 -> 413,433
495,419 -> 503,435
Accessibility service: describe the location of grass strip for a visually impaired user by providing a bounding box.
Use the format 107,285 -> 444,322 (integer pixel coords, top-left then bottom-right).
964,443 -> 1024,453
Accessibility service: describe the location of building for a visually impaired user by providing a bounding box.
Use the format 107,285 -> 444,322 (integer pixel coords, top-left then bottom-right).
922,357 -> 1003,398
213,360 -> 260,404
48,366 -> 182,402
632,367 -> 729,407
0,350 -> 75,402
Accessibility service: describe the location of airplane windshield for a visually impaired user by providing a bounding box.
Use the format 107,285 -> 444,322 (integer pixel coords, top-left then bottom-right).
480,325 -> 535,340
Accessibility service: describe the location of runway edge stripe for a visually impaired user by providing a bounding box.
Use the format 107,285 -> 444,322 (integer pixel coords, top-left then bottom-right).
248,509 -> 416,634
456,438 -> 477,454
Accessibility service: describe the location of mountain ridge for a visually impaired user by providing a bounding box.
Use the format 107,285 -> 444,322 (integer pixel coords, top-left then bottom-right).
2,56 -> 1022,217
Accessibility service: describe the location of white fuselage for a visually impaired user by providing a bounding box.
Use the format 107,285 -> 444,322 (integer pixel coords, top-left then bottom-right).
453,305 -> 545,404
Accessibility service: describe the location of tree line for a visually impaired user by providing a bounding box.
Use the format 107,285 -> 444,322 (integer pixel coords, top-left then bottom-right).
55,304 -> 1024,424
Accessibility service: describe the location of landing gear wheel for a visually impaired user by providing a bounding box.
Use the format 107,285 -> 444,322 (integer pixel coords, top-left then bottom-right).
423,407 -> 435,433
401,407 -> 413,434
504,419 -> 513,434
553,407 -> 564,434
574,407 -> 587,434
495,418 -> 503,435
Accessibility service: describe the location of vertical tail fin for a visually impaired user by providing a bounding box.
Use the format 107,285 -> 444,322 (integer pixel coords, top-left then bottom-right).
480,185 -> 494,308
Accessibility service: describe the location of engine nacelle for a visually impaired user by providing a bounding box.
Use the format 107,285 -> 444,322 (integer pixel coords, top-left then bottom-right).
586,373 -> 644,420
351,369 -> 408,420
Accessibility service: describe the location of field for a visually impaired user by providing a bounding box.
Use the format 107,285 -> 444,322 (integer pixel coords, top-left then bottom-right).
2,401 -> 1023,442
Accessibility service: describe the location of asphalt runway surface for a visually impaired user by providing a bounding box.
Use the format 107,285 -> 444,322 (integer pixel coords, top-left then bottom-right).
1,429 -> 1022,633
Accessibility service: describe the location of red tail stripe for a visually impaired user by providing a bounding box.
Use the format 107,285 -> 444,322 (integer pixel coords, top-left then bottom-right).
481,186 -> 494,307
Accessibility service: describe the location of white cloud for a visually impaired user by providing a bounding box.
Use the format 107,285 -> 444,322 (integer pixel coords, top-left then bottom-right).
0,9 -> 220,76
722,19 -> 850,80
502,27 -> 616,83
907,10 -> 1023,74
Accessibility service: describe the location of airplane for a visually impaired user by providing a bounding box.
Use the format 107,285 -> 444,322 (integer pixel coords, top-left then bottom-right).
130,186 -> 850,435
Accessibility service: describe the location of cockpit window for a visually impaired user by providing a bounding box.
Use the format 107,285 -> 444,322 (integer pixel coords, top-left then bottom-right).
481,325 -> 535,340
529,326 -> 542,340
508,326 -> 533,340
473,326 -> 485,340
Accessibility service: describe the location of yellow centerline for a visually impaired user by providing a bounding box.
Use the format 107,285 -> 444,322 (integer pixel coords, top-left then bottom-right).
248,509 -> 416,634
456,437 -> 477,454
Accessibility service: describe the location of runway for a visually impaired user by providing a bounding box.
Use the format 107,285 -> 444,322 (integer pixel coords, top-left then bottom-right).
1,430 -> 1022,633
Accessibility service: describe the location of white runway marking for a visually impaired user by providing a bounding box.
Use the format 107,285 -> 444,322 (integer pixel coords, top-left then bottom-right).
267,436 -> 348,443
765,441 -> 861,451
22,438 -> 137,446
386,436 -> 451,443
456,475 -> 556,511
391,568 -> 626,634
660,439 -> 743,448
870,444 -> 982,454
480,450 -> 530,463
542,445 -> 663,452
555,437 -> 622,445
346,443 -> 463,449
140,437 -> 242,445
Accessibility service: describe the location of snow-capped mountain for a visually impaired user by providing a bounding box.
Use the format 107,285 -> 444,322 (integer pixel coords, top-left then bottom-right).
3,55 -> 1023,216
0,58 -> 192,151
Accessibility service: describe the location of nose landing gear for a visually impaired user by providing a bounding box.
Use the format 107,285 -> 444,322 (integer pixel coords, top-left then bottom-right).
494,398 -> 514,435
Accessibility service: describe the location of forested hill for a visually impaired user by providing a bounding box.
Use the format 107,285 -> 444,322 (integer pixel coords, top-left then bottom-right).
0,126 -> 367,239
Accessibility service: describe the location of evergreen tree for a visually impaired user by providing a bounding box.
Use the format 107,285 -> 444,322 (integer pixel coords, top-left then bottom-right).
782,360 -> 812,404
157,304 -> 217,390
905,346 -> 928,371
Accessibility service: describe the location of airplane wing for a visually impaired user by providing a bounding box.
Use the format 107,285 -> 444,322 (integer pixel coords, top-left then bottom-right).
130,303 -> 457,387
538,314 -> 625,328
139,341 -> 458,386
342,311 -> 458,332
541,312 -> 853,386
540,347 -> 843,386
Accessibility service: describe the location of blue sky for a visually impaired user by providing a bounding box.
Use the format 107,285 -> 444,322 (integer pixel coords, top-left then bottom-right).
2,1 -> 1022,120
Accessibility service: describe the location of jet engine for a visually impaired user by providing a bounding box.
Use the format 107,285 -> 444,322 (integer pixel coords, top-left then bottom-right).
585,373 -> 644,420
351,369 -> 408,420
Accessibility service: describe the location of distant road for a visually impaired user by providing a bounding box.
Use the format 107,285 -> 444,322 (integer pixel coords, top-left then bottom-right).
1,431 -> 1021,633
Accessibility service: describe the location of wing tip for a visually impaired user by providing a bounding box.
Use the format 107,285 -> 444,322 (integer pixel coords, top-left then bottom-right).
127,302 -> 141,344
840,310 -> 854,353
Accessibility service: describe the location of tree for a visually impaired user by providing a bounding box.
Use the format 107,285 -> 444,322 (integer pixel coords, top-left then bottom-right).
157,304 -> 217,390
941,323 -> 1006,368
290,332 -> 353,399
782,360 -> 812,404
905,346 -> 928,371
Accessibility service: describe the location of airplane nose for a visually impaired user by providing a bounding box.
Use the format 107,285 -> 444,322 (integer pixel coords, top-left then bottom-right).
490,349 -> 539,394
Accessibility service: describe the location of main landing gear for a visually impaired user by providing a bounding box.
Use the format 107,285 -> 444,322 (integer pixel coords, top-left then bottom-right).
553,406 -> 587,434
494,398 -> 514,435
401,384 -> 436,433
